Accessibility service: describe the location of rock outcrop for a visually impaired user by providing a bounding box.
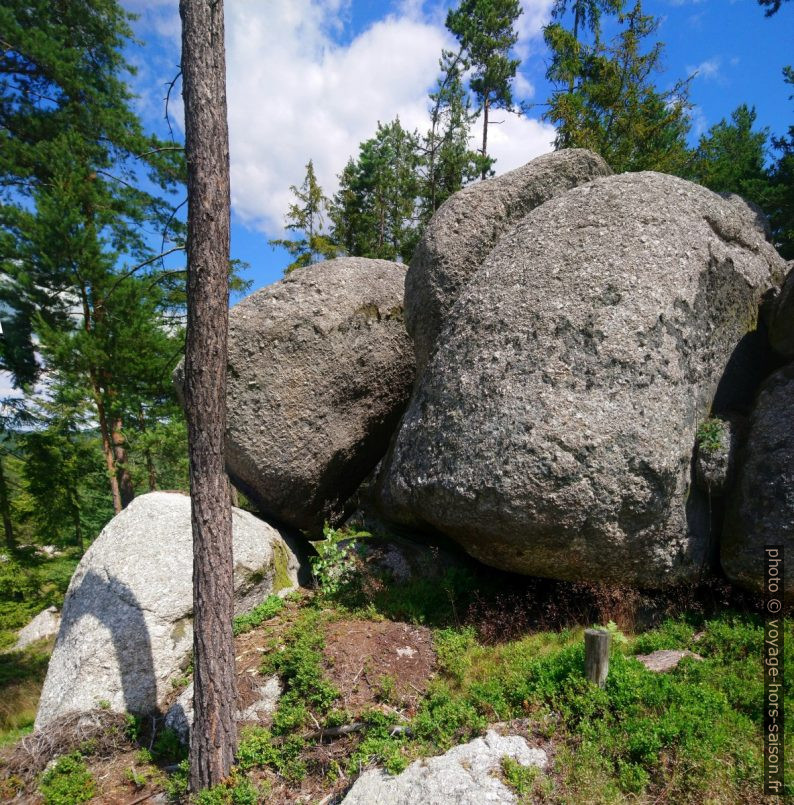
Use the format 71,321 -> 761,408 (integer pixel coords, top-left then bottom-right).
768,263 -> 794,357
381,172 -> 787,587
35,492 -> 301,728
722,365 -> 794,596
13,606 -> 60,651
177,257 -> 414,533
405,149 -> 612,369
694,416 -> 741,497
341,730 -> 547,804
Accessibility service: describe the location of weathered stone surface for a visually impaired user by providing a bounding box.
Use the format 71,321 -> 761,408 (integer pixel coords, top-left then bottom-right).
35,492 -> 301,728
406,149 -> 613,369
635,649 -> 703,673
341,730 -> 547,804
165,675 -> 281,744
722,365 -> 794,596
176,257 -> 414,533
381,172 -> 786,587
768,263 -> 794,357
13,606 -> 60,651
695,416 -> 742,496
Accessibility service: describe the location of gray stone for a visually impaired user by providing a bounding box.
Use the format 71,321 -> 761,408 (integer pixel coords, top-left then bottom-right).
381,172 -> 786,587
165,675 -> 282,744
768,263 -> 794,357
722,365 -> 794,596
635,649 -> 703,673
177,257 -> 414,533
341,729 -> 547,805
35,492 -> 301,728
406,149 -> 613,370
13,606 -> 60,651
695,416 -> 742,496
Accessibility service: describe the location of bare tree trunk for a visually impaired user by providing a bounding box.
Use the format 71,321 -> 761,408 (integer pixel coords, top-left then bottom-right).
111,418 -> 135,507
481,97 -> 490,180
91,381 -> 123,514
0,455 -> 15,551
180,0 -> 236,791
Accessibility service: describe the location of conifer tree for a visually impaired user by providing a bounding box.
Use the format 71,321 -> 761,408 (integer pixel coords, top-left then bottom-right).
0,0 -> 186,513
446,0 -> 523,178
269,160 -> 339,273
544,0 -> 691,173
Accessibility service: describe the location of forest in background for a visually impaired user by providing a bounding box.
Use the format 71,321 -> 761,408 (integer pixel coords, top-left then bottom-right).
0,0 -> 792,564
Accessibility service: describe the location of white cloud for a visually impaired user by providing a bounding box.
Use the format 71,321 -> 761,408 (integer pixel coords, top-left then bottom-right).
126,0 -> 556,235
686,57 -> 723,82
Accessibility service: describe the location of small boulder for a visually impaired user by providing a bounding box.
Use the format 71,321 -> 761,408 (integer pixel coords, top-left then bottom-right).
165,675 -> 282,744
381,172 -> 786,586
35,492 -> 301,728
722,365 -> 794,596
635,649 -> 703,673
341,730 -> 547,804
13,606 -> 60,651
406,149 -> 612,369
177,257 -> 414,533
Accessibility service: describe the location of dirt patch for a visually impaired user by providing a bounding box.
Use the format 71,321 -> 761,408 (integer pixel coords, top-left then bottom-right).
324,619 -> 435,715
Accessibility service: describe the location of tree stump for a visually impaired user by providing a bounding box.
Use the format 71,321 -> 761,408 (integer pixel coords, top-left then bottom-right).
584,628 -> 611,688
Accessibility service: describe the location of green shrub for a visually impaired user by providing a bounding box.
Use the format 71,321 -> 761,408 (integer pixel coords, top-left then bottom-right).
193,772 -> 263,804
310,525 -> 364,596
232,595 -> 284,636
39,753 -> 95,805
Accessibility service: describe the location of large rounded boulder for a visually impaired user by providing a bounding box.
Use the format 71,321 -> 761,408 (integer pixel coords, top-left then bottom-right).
176,257 -> 414,532
35,492 -> 302,728
406,149 -> 612,369
380,172 -> 786,587
722,365 -> 794,596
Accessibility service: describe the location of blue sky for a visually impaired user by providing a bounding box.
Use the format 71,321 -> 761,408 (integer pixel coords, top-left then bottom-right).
122,0 -> 793,295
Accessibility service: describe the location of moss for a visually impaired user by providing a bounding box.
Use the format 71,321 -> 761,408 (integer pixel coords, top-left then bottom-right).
272,540 -> 293,594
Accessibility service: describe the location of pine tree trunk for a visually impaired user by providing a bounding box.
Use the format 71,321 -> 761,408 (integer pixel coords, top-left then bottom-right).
180,0 -> 236,791
0,456 -> 15,551
91,383 -> 123,514
481,98 -> 490,180
111,418 -> 135,507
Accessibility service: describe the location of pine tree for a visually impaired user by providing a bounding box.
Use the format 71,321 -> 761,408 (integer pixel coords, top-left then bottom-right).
329,119 -> 421,262
0,0 -> 186,513
688,105 -> 770,204
766,67 -> 794,258
269,160 -> 340,273
419,49 -> 489,222
180,0 -> 237,789
446,0 -> 523,178
544,0 -> 691,173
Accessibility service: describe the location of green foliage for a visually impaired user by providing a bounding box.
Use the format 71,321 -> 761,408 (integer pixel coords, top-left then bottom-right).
447,0 -> 523,171
501,756 -> 544,800
269,159 -> 340,273
697,418 -> 725,453
192,772 -> 263,805
545,0 -> 691,173
232,595 -> 285,636
38,753 -> 95,805
346,709 -> 409,776
236,727 -> 307,782
310,525 -> 363,597
165,759 -> 190,801
151,727 -> 187,765
329,119 -> 421,262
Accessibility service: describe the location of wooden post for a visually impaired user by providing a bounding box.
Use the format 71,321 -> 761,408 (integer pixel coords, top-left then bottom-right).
585,628 -> 611,688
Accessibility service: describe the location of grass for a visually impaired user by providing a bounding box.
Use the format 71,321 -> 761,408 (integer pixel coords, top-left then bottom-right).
232,595 -> 284,636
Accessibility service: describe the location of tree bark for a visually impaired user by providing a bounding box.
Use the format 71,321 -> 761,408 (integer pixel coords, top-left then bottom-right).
111,418 -> 135,507
180,0 -> 236,791
481,97 -> 490,180
0,455 -> 15,551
